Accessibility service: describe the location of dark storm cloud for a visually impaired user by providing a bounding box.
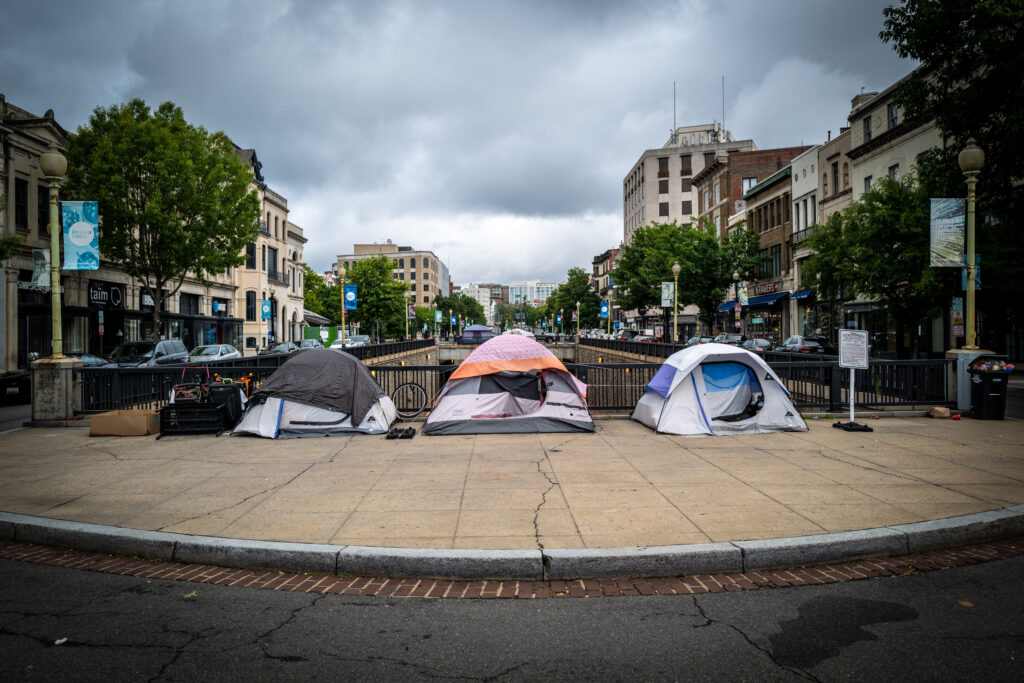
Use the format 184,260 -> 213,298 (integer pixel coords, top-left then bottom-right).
0,0 -> 912,283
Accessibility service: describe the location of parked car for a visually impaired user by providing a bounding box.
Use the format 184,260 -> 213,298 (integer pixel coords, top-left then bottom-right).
684,335 -> 714,347
345,334 -> 371,348
741,338 -> 773,356
776,335 -> 836,354
297,339 -> 324,349
69,352 -> 109,367
613,329 -> 640,341
717,333 -> 747,346
258,341 -> 300,356
187,344 -> 242,363
104,339 -> 189,367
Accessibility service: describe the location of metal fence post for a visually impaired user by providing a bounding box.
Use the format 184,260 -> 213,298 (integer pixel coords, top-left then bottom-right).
829,363 -> 843,412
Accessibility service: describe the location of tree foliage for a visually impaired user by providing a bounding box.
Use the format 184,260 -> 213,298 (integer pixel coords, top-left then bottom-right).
432,291 -> 486,335
344,255 -> 409,339
612,220 -> 760,331
544,267 -> 600,329
881,0 -> 1024,212
302,265 -> 339,324
65,99 -> 260,338
803,175 -> 957,354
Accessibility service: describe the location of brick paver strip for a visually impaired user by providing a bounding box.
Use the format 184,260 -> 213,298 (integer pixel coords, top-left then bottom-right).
1,539 -> 1020,599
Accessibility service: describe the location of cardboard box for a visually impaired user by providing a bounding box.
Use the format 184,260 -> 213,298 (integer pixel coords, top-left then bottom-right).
90,410 -> 160,436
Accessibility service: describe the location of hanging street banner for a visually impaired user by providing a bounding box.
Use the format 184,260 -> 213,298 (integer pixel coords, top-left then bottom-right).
261,299 -> 271,319
343,284 -> 358,310
408,304 -> 416,319
929,198 -> 965,267
738,285 -> 749,306
661,282 -> 674,308
434,310 -> 443,323
572,310 -> 578,322
600,302 -> 609,318
61,201 -> 99,270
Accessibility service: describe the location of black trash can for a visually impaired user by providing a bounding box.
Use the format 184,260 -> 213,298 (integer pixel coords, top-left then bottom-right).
969,369 -> 1009,420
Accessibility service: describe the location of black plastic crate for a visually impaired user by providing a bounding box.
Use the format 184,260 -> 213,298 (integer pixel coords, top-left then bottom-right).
159,403 -> 225,438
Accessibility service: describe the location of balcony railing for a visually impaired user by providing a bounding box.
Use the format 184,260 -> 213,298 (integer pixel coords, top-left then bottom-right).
268,271 -> 290,286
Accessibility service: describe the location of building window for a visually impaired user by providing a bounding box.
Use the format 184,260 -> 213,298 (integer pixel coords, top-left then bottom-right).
887,103 -> 899,130
423,283 -> 429,292
713,182 -> 720,204
410,270 -> 416,280
771,245 -> 782,277
659,202 -> 669,217
268,247 -> 279,279
14,178 -> 29,231
843,163 -> 849,189
832,162 -> 839,195
245,244 -> 256,269
863,116 -> 872,143
680,154 -> 692,175
864,175 -> 873,192
246,337 -> 257,349
423,271 -> 429,280
888,164 -> 900,181
704,152 -> 715,166
658,179 -> 668,194
212,297 -> 229,317
246,291 -> 257,321
742,177 -> 757,193
681,200 -> 692,214
423,296 -> 429,304
681,178 -> 691,192
179,293 -> 200,316
398,258 -> 404,268
658,157 -> 668,173
274,216 -> 278,238
261,245 -> 267,270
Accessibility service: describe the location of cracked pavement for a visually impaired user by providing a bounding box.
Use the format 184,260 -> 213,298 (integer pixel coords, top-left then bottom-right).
1,553 -> 1021,681
0,418 -> 1021,551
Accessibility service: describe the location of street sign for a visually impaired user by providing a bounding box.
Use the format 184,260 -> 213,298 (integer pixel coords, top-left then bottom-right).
319,326 -> 328,341
839,329 -> 869,370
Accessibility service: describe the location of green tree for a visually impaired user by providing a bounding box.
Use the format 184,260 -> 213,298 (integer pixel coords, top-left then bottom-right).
301,265 -> 340,324
803,175 -> 953,357
432,291 -> 485,335
881,0 -> 1024,212
345,255 -> 409,340
494,301 -> 516,330
65,99 -> 260,338
613,220 -> 759,333
546,266 -> 600,330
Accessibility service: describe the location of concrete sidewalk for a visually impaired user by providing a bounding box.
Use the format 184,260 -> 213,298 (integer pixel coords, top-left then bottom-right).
0,417 -> 1022,579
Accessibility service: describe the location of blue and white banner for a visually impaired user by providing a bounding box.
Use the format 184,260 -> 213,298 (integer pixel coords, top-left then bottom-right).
61,201 -> 99,270
261,300 -> 271,319
600,302 -> 609,318
344,284 -> 358,310
434,310 -> 443,323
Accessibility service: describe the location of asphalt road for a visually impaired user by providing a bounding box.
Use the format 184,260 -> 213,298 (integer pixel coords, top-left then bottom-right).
1,555 -> 1020,681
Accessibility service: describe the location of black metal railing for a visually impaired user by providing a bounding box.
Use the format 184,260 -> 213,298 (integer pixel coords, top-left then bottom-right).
75,340 -> 952,415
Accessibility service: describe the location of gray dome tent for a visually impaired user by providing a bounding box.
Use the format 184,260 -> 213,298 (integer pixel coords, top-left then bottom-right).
233,348 -> 397,438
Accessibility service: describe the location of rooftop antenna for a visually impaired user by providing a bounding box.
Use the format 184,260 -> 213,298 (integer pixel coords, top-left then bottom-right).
671,81 -> 677,144
722,75 -> 726,139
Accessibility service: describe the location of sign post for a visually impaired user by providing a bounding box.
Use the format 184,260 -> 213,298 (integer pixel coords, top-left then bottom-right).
834,329 -> 872,432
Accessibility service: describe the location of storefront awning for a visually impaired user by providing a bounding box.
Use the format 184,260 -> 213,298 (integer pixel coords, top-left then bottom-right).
790,289 -> 815,300
746,291 -> 790,308
717,300 -> 738,313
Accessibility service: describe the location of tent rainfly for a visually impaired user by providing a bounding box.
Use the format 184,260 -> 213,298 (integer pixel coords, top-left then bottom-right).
632,343 -> 807,436
461,324 -> 494,344
233,348 -> 396,438
423,334 -> 594,434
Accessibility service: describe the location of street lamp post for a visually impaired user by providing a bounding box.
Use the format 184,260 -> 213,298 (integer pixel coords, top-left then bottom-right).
732,271 -> 741,334
671,261 -> 681,344
338,267 -> 346,348
958,138 -> 985,350
575,300 -> 581,338
40,146 -> 67,359
560,308 -> 564,336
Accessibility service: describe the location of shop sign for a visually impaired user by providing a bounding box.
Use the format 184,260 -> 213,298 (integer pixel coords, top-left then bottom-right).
754,281 -> 778,295
88,280 -> 125,309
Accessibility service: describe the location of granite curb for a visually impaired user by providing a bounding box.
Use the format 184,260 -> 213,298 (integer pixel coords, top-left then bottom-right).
2,505 -> 1022,580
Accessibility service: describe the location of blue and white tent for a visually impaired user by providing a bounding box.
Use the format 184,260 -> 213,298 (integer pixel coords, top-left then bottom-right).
631,343 -> 807,436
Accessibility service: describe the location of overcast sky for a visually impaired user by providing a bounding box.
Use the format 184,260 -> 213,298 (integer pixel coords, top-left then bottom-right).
1,0 -> 912,286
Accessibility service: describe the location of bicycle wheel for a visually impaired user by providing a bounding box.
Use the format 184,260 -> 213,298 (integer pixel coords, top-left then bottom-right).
391,382 -> 428,420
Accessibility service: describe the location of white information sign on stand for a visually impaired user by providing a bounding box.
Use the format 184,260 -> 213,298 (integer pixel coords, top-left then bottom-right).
835,329 -> 872,432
